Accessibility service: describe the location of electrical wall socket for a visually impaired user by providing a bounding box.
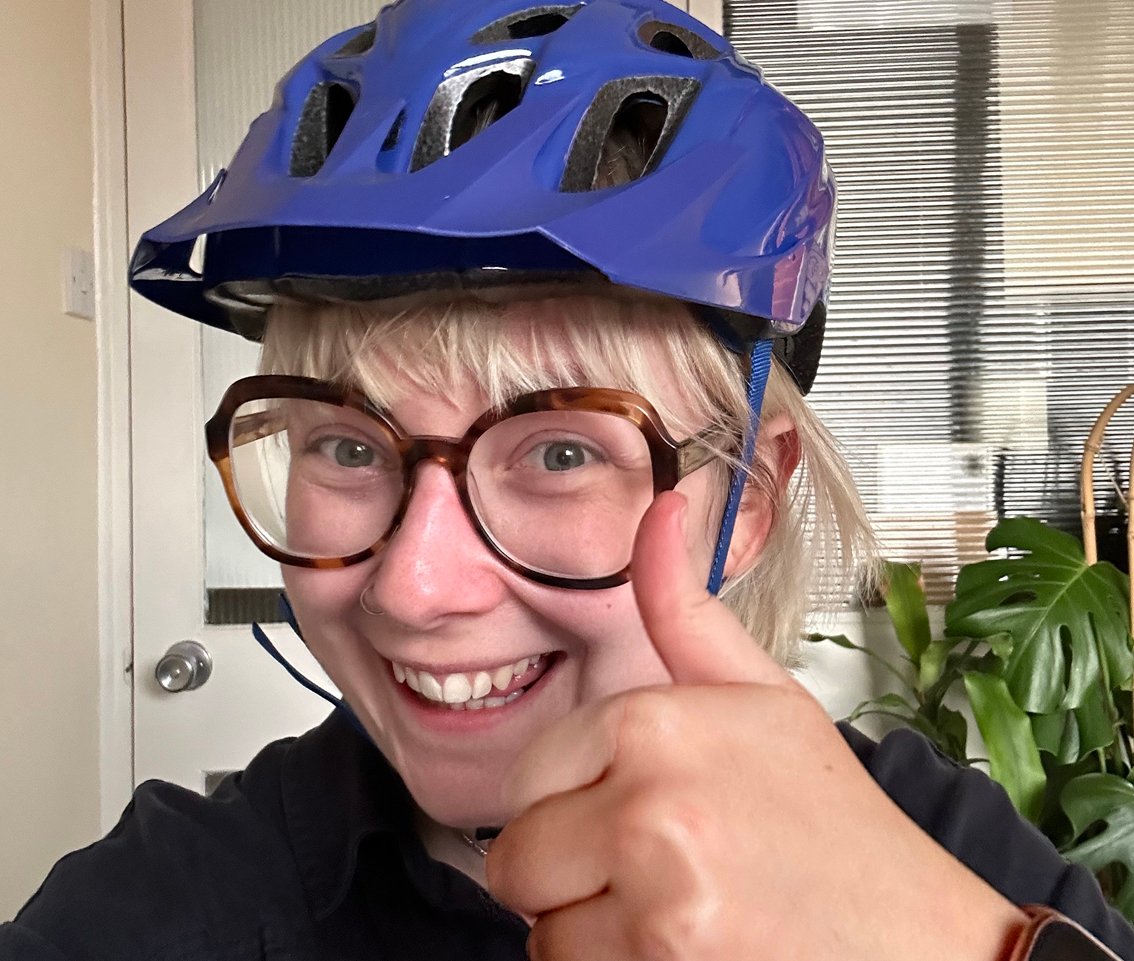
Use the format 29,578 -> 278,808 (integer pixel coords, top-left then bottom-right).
63,247 -> 95,320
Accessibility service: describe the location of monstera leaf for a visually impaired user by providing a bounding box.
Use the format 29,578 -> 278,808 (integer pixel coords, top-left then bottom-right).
1030,679 -> 1117,765
946,518 -> 1132,715
1061,774 -> 1134,921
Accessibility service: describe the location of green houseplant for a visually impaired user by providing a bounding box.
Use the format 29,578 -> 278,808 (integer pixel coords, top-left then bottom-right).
811,517 -> 1134,920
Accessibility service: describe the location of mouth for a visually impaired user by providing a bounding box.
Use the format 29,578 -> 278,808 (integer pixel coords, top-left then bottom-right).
389,652 -> 561,712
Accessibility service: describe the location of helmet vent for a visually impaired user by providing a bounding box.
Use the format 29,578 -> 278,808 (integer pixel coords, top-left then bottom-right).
290,82 -> 356,177
450,72 -> 524,152
205,169 -> 226,205
381,109 -> 406,151
411,59 -> 535,171
472,5 -> 583,43
332,22 -> 377,58
560,77 -> 700,192
638,22 -> 718,60
603,94 -> 668,183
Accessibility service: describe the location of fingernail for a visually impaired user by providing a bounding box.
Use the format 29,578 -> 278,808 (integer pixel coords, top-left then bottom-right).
677,496 -> 689,538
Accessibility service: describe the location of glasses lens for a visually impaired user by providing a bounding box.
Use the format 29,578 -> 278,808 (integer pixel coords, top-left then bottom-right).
228,397 -> 401,559
468,410 -> 655,579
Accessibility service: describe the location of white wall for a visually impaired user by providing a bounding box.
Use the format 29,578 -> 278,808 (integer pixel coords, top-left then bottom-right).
0,0 -> 100,921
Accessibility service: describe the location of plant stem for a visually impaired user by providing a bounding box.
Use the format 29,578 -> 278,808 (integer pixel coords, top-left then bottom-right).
833,638 -> 917,695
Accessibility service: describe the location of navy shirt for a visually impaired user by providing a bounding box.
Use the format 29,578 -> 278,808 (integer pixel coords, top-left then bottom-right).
4,711 -> 1134,960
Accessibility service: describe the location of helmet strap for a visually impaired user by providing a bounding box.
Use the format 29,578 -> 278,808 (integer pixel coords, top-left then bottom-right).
706,339 -> 775,595
250,595 -> 369,739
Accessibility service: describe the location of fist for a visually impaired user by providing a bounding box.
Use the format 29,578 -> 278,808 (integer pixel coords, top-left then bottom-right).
486,493 -> 1026,961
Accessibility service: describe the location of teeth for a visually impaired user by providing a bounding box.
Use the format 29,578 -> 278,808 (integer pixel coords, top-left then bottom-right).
392,655 -> 548,709
442,673 -> 472,704
418,672 -> 443,702
472,671 -> 492,699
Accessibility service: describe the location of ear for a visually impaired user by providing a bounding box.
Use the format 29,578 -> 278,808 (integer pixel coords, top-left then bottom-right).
723,412 -> 801,577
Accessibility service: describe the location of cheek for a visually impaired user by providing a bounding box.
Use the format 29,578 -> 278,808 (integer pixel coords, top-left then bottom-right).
283,476 -> 399,557
283,484 -> 324,554
282,565 -> 371,649
511,582 -> 673,695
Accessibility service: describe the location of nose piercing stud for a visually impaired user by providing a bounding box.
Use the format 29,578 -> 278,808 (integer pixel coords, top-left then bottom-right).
359,586 -> 384,616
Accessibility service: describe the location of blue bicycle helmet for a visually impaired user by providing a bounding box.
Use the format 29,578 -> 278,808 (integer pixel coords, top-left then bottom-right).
129,0 -> 835,393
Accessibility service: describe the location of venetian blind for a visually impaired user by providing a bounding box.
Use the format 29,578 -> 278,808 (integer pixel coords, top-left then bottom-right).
725,0 -> 1134,602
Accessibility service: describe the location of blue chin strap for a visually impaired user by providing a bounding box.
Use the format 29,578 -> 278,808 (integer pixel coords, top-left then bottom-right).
706,338 -> 775,595
250,337 -> 775,725
252,597 -> 368,738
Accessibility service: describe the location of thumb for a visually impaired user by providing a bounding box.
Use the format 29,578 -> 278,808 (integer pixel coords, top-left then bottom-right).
631,491 -> 792,687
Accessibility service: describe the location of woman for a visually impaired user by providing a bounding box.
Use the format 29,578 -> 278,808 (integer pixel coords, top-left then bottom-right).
4,0 -> 1132,958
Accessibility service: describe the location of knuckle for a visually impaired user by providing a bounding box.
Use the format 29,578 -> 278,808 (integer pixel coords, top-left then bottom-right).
627,899 -> 723,961
609,786 -> 709,870
671,592 -> 716,646
776,681 -> 829,729
615,689 -> 682,752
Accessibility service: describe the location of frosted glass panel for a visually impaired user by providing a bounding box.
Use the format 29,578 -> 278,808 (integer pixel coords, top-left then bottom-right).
194,0 -> 380,188
195,1 -> 385,617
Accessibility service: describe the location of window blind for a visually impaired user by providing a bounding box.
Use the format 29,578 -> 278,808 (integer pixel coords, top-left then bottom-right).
725,0 -> 1134,602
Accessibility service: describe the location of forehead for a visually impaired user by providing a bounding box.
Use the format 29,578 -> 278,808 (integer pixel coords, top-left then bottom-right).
261,293 -> 735,436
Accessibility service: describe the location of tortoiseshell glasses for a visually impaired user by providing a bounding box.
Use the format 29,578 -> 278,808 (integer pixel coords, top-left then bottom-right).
205,375 -> 720,590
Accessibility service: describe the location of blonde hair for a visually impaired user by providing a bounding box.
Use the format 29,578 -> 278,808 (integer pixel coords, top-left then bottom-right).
260,293 -> 874,666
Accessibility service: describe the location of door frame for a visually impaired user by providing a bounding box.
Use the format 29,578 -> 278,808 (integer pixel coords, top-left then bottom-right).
92,0 -> 134,832
688,0 -> 723,32
102,0 -> 346,800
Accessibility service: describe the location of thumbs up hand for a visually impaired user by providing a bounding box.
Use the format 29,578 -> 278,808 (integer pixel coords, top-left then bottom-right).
486,492 -> 1025,961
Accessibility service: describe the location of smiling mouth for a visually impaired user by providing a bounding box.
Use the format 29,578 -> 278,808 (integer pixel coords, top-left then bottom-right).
390,653 -> 558,711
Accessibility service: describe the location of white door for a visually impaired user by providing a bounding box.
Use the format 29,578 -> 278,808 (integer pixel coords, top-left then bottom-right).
124,0 -> 384,792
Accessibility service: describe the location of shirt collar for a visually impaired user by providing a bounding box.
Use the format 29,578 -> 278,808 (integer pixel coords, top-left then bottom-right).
280,710 -> 415,920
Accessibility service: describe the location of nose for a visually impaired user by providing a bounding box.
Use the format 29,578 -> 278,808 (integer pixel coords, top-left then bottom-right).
363,461 -> 511,628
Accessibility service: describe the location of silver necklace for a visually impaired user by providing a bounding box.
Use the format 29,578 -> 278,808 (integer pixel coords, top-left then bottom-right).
460,832 -> 489,857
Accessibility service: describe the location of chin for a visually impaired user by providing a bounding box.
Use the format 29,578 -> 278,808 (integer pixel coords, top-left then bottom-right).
404,764 -> 513,830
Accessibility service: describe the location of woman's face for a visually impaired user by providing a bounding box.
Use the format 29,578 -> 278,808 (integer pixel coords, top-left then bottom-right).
281,308 -> 773,829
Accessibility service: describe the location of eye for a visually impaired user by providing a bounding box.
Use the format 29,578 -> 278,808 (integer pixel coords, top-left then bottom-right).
531,439 -> 599,472
318,436 -> 376,468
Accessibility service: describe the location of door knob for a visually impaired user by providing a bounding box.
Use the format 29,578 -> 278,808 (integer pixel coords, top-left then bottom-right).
155,641 -> 213,693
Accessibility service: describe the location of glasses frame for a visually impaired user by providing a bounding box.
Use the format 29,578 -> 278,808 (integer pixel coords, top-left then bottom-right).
206,374 -> 718,589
